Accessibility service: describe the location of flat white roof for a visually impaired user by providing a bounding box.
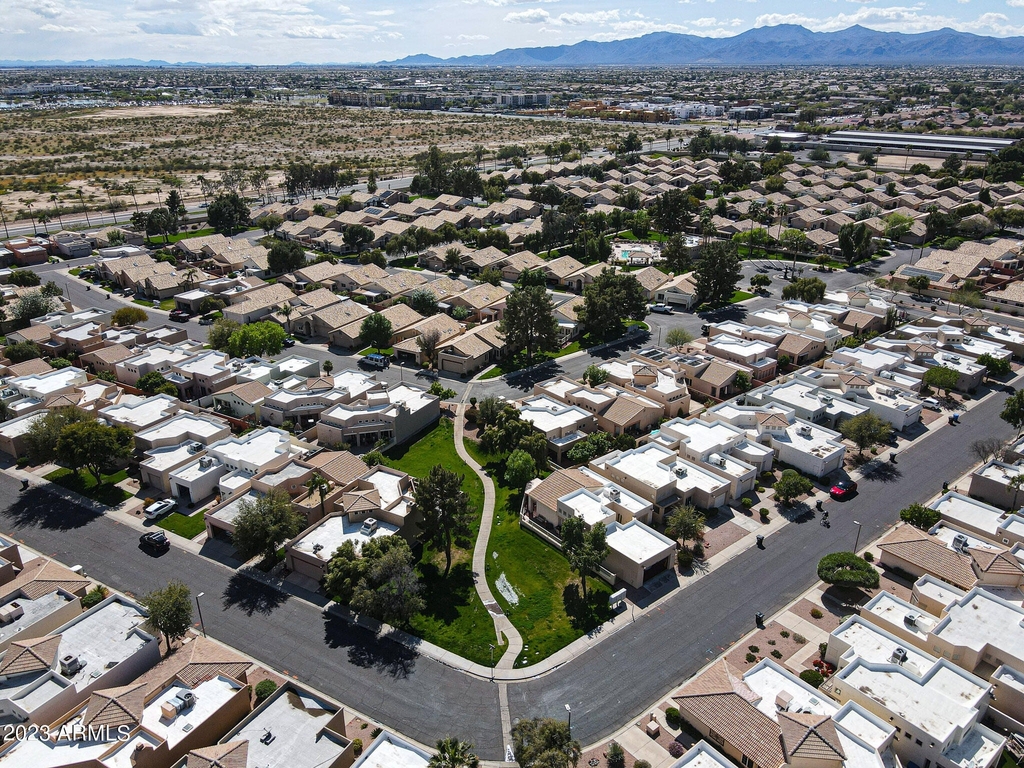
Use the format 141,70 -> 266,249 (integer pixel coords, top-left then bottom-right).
363,468 -> 405,507
744,660 -> 836,721
606,520 -> 676,565
292,514 -> 398,560
863,591 -> 935,642
210,427 -> 293,471
833,616 -> 935,675
135,413 -> 226,443
101,395 -> 177,429
139,675 -> 242,749
54,599 -> 150,691
353,732 -> 430,768
669,742 -> 736,768
142,442 -> 198,473
932,588 -> 1024,666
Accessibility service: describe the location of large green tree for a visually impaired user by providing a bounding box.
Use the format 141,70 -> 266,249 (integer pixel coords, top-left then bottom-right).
510,717 -> 581,768
838,222 -> 873,265
781,277 -> 827,303
54,421 -> 134,484
560,516 -> 609,600
111,306 -> 149,326
206,192 -> 250,235
577,269 -> 647,340
267,240 -> 306,274
227,321 -> 287,358
232,489 -> 303,563
360,313 -> 394,353
773,468 -> 813,505
143,581 -> 194,652
665,503 -> 706,547
324,541 -> 363,602
350,537 -> 424,626
1001,391 -> 1024,435
839,412 -> 892,456
817,551 -> 879,589
693,241 -> 742,307
924,366 -> 959,397
208,318 -> 241,351
652,189 -> 693,236
24,407 -> 93,466
499,281 -> 559,365
413,464 -> 473,578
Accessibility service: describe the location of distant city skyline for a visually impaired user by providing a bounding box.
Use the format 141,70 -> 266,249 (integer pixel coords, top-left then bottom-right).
1,0 -> 1022,65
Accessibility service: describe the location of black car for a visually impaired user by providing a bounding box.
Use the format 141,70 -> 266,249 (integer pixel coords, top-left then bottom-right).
282,337 -> 296,348
415,368 -> 439,380
140,531 -> 170,552
169,309 -> 191,322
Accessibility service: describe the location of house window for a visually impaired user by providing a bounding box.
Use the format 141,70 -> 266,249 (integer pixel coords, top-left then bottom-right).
708,728 -> 724,746
742,756 -> 755,768
915,740 -> 922,747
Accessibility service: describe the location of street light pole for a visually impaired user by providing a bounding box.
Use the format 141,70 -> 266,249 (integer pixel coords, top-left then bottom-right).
489,643 -> 495,681
853,520 -> 863,554
195,591 -> 207,637
565,704 -> 571,736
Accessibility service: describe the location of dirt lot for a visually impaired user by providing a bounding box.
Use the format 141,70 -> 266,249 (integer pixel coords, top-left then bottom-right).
0,102 -> 629,221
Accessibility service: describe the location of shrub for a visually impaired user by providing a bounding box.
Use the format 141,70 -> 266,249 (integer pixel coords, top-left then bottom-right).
746,652 -> 757,663
759,508 -> 769,516
678,549 -> 694,570
864,551 -> 874,562
771,649 -> 783,659
755,484 -> 763,492
370,727 -> 383,739
352,738 -> 363,756
819,642 -> 828,658
665,707 -> 681,728
748,645 -> 760,653
254,680 -> 278,703
15,457 -> 29,469
81,585 -> 107,609
691,542 -> 704,559
780,630 -> 790,638
810,608 -> 824,619
899,503 -> 940,530
635,761 -> 652,768
800,669 -> 825,688
767,639 -> 776,646
817,551 -> 879,589
669,742 -> 686,758
741,497 -> 753,508
607,741 -> 626,768
793,634 -> 807,644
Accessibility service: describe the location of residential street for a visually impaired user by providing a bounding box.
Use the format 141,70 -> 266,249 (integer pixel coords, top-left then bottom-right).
0,375 -> 1014,759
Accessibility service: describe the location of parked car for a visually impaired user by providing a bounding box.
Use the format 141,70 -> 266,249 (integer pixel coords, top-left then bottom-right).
169,309 -> 191,322
415,368 -> 439,380
139,531 -> 170,552
143,499 -> 176,519
921,397 -> 941,411
359,353 -> 390,370
282,336 -> 296,348
650,303 -> 672,314
198,316 -> 214,326
829,480 -> 858,500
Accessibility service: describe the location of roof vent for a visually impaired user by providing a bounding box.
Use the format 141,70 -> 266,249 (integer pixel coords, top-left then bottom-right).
892,647 -> 908,664
905,612 -> 919,627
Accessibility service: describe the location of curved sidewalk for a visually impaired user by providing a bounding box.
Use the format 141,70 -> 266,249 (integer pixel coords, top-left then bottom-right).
453,399 -> 524,670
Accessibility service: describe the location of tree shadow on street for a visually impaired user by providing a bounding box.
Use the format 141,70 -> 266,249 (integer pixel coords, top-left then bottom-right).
221,569 -> 289,616
777,501 -> 815,523
322,613 -> 417,679
862,463 -> 902,484
0,486 -> 100,531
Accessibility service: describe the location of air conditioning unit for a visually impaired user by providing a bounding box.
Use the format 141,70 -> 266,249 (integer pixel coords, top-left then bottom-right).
607,488 -> 620,500
198,457 -> 213,469
798,425 -> 813,437
712,456 -> 726,467
892,647 -> 908,664
946,355 -> 961,364
905,612 -> 919,627
819,394 -> 834,404
952,533 -> 969,552
360,518 -> 379,536
60,655 -> 83,676
160,691 -> 196,720
879,371 -> 895,380
187,442 -> 203,454
674,466 -> 688,478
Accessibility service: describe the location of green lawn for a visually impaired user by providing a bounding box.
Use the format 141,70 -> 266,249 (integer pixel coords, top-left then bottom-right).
383,420 -> 499,665
478,341 -> 584,380
145,227 -> 215,246
358,346 -> 394,357
44,468 -> 131,506
730,290 -> 755,303
157,511 -> 207,539
132,298 -> 176,311
464,439 -> 613,666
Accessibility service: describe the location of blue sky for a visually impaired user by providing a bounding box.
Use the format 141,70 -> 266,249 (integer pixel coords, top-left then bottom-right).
1,0 -> 1022,63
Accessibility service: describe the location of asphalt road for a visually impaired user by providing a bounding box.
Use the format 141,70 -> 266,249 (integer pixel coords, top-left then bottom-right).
0,377 -> 1014,759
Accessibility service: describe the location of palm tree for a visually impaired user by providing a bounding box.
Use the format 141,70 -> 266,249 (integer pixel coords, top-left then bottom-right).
50,194 -> 64,229
77,189 -> 91,227
322,359 -> 334,375
126,184 -> 140,214
184,268 -> 199,289
24,200 -> 36,235
106,191 -> 119,224
196,176 -> 210,207
0,201 -> 9,240
278,304 -> 293,333
428,737 -> 479,768
304,473 -> 330,518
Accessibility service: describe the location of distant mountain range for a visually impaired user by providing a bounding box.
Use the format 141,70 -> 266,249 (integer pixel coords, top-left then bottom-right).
384,25 -> 1024,66
3,25 -> 1024,68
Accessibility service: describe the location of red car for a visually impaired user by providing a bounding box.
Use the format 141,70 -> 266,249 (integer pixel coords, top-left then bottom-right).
830,480 -> 858,500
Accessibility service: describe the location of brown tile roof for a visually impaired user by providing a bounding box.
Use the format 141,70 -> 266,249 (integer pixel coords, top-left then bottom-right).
307,450 -> 369,487
779,334 -> 818,357
83,343 -> 135,365
343,489 -> 381,514
0,557 -> 90,600
0,634 -> 62,676
601,397 -> 647,427
778,712 -> 845,762
214,380 -> 272,404
134,635 -> 252,694
187,741 -> 249,768
700,360 -> 739,387
294,287 -> 343,310
757,412 -> 790,429
675,660 -> 785,768
440,332 -> 492,359
969,547 -> 1024,576
528,468 -> 602,511
839,372 -> 872,387
453,283 -> 510,311
2,358 -> 53,377
83,682 -> 147,729
878,526 -> 976,589
378,302 -> 425,331
544,255 -> 585,279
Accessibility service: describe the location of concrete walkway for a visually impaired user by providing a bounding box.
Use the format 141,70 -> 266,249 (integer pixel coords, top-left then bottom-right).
452,398 -> 524,672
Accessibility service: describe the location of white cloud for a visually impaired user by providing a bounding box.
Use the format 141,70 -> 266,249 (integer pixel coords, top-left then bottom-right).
755,6 -> 1024,34
504,8 -> 551,22
458,33 -> 489,38
137,20 -> 203,35
365,9 -> 394,15
688,16 -> 742,26
558,10 -> 620,24
38,23 -> 86,32
283,23 -> 376,37
29,0 -> 64,18
1007,0 -> 1024,7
